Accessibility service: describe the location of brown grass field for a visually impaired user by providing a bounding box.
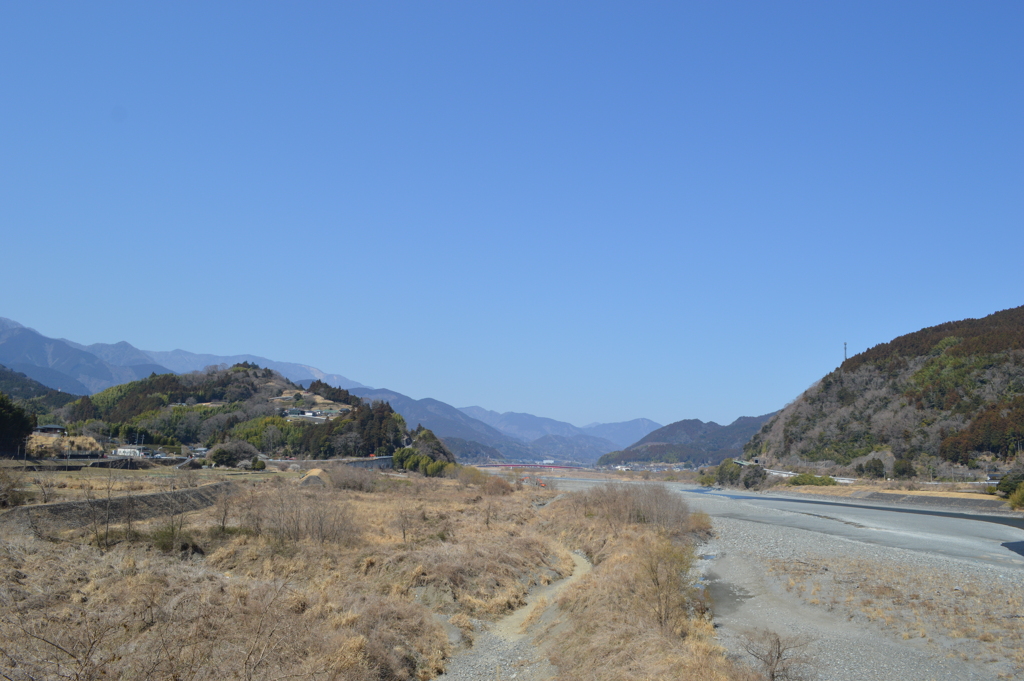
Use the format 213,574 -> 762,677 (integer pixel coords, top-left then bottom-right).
0,467 -> 759,681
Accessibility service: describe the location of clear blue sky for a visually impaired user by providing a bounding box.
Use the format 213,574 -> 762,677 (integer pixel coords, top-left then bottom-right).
2,3 -> 1022,427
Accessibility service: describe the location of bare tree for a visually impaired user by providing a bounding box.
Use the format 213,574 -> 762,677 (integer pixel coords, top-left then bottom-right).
215,487 -> 234,532
635,538 -> 695,634
742,629 -> 815,681
262,425 -> 282,454
395,501 -> 415,542
32,473 -> 56,504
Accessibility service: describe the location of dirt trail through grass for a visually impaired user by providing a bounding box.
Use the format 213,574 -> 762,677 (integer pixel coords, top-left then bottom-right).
439,551 -> 591,680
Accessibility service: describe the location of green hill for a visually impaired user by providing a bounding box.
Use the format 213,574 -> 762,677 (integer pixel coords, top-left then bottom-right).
745,305 -> 1024,468
59,364 -> 453,465
597,414 -> 774,466
0,364 -> 80,414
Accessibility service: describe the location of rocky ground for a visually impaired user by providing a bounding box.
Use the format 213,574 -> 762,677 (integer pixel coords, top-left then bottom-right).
689,493 -> 1024,680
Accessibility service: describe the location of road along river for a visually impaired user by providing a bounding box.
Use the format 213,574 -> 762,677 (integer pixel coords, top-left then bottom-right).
551,478 -> 1024,571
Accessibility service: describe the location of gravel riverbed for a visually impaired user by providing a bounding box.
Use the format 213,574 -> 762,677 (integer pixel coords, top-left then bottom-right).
687,493 -> 1024,681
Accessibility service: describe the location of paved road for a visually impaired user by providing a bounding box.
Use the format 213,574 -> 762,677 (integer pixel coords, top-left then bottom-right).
549,478 -> 1024,571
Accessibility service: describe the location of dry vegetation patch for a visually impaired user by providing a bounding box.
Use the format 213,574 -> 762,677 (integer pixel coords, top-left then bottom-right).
536,483 -> 754,681
0,468 -> 574,680
1,472 -> 774,680
764,554 -> 1024,674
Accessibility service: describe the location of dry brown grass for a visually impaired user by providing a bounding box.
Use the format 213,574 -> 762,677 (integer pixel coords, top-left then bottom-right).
0,470 -> 573,680
0,473 -> 761,680
536,484 -> 755,681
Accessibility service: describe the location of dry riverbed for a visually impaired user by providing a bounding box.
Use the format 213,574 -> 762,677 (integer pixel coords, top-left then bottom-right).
688,494 -> 1024,680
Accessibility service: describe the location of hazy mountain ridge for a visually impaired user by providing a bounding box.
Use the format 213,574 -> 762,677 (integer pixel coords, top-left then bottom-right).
0,322 -> 171,394
146,349 -> 366,390
581,418 -> 663,448
349,391 -> 618,462
598,412 -> 776,466
61,340 -> 158,367
459,406 -> 583,441
459,406 -> 661,450
528,433 -> 621,461
745,305 -> 1024,467
351,388 -> 537,460
0,316 -> 365,396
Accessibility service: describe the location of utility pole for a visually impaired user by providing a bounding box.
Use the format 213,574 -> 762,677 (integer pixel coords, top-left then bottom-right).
844,342 -> 847,362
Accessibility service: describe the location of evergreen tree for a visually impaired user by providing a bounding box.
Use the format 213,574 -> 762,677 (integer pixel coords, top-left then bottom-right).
0,392 -> 35,455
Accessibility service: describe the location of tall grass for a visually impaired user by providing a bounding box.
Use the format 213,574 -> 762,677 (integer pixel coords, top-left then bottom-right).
542,484 -> 753,681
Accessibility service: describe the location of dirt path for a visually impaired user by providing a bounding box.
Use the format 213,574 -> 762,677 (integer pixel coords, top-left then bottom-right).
438,552 -> 591,681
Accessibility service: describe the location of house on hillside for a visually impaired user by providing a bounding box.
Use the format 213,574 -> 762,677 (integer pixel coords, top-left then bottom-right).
33,424 -> 67,437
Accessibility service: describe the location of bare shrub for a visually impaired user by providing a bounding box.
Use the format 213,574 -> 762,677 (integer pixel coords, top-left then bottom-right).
0,468 -> 26,508
636,537 -> 697,634
331,464 -> 376,492
742,629 -> 815,681
31,474 -> 56,504
266,487 -> 359,545
483,476 -> 512,496
174,469 -> 199,488
215,487 -> 234,532
457,466 -> 488,487
572,483 -> 690,537
395,501 -> 415,542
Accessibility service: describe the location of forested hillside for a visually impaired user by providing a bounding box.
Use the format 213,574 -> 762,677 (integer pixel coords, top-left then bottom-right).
0,364 -> 79,414
597,413 -> 774,466
746,306 -> 1024,469
34,365 -> 453,465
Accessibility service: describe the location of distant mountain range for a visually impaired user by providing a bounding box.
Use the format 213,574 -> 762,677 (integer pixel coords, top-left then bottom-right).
0,317 -> 365,395
343,391 -> 661,462
597,413 -> 777,466
459,406 -> 661,449
0,319 -> 169,394
0,315 -> 701,465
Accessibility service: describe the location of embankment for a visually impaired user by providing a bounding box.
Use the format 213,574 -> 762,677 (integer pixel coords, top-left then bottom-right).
0,481 -> 236,535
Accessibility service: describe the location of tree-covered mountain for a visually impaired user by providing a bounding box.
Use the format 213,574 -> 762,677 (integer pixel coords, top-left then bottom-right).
745,305 -> 1024,469
0,364 -> 80,414
46,364 -> 451,466
597,413 -> 776,466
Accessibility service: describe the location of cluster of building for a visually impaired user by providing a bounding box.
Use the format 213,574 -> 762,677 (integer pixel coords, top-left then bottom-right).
281,406 -> 351,423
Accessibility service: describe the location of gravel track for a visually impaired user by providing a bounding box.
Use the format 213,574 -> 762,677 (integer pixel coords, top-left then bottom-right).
436,552 -> 590,681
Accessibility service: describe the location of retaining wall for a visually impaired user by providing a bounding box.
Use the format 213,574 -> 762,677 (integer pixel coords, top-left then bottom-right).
0,481 -> 236,536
